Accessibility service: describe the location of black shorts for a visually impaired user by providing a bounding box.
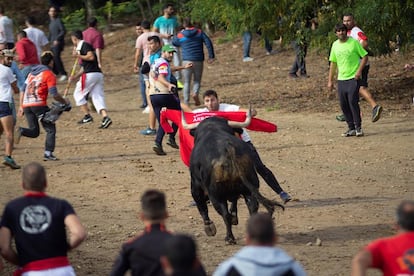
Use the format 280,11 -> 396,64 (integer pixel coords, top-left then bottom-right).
0,101 -> 12,118
359,64 -> 370,87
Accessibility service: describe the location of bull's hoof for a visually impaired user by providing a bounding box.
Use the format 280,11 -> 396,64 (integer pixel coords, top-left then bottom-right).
225,237 -> 237,245
231,213 -> 238,225
204,221 -> 217,236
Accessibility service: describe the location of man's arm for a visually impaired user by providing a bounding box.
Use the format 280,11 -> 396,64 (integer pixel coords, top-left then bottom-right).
96,48 -> 103,69
351,249 -> 372,276
0,227 -> 19,265
64,214 -> 86,250
134,47 -> 143,73
355,55 -> 368,80
328,61 -> 337,91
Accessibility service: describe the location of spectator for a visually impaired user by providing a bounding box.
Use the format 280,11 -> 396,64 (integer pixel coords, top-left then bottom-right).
15,30 -> 40,80
0,49 -> 20,169
193,89 -> 292,203
336,13 -> 382,123
351,200 -> 414,276
288,20 -> 311,78
328,23 -> 368,137
24,16 -> 49,61
404,63 -> 414,70
214,213 -> 306,275
0,6 -> 15,49
153,3 -> 182,85
0,162 -> 86,274
15,51 -> 70,161
70,30 -> 112,129
242,31 -> 273,62
172,18 -> 215,106
134,21 -> 147,109
161,234 -> 207,276
149,44 -> 191,155
110,189 -> 172,276
48,5 -> 67,81
83,16 -> 104,69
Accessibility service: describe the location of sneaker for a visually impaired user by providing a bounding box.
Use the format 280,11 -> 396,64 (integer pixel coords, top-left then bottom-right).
142,106 -> 150,114
78,114 -> 93,124
166,137 -> 179,149
139,104 -> 147,109
153,143 -> 166,155
336,114 -> 346,122
14,127 -> 22,144
44,153 -> 58,161
3,156 -> 20,169
99,116 -> 112,129
243,57 -> 254,62
356,127 -> 364,137
59,75 -> 67,82
341,129 -> 356,137
279,191 -> 292,204
177,80 -> 184,89
140,127 -> 156,135
288,73 -> 298,78
371,105 -> 383,122
192,94 -> 201,106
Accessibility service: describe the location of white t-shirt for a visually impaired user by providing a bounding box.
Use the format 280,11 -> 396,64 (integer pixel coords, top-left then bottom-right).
0,64 -> 16,103
193,103 -> 252,142
24,27 -> 49,60
0,16 -> 14,44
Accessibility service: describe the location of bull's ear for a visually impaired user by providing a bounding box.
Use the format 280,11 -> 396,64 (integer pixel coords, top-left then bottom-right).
189,129 -> 196,137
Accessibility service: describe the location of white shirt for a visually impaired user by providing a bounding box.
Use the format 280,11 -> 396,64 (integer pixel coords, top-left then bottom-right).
24,26 -> 49,60
0,16 -> 13,44
193,103 -> 252,142
0,64 -> 16,103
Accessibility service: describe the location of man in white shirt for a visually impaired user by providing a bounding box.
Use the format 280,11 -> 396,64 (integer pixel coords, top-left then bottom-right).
24,16 -> 49,60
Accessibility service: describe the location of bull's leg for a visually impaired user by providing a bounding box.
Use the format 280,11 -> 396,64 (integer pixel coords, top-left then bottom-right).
229,200 -> 238,225
210,198 -> 236,244
244,194 -> 259,215
191,186 -> 216,236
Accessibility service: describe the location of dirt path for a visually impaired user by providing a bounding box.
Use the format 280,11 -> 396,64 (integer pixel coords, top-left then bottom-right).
1,29 -> 413,275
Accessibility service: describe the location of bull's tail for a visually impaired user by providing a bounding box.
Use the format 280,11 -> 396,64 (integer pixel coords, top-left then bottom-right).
253,190 -> 285,215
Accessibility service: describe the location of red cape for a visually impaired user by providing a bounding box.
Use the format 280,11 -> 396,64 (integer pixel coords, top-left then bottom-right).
160,110 -> 277,167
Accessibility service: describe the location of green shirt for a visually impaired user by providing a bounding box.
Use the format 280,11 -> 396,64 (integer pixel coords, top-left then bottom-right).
329,37 -> 368,80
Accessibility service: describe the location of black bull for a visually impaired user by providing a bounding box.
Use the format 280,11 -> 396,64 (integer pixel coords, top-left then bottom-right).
185,115 -> 285,244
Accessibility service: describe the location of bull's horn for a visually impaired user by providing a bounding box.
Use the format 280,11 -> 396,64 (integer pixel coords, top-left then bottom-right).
228,105 -> 252,128
181,110 -> 200,129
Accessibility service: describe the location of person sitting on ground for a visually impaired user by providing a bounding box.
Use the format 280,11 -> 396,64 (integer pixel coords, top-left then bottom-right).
110,189 -> 172,276
161,234 -> 207,276
351,200 -> 414,276
214,212 -> 306,276
0,162 -> 86,274
193,89 -> 292,203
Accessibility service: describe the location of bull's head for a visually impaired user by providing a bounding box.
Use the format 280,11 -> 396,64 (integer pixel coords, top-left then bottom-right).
182,106 -> 252,130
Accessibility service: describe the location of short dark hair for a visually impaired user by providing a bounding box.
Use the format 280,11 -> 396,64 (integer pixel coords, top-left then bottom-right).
343,12 -> 354,19
202,89 -> 218,99
164,234 -> 197,272
22,162 -> 47,191
247,213 -> 275,244
182,18 -> 193,28
163,3 -> 174,11
71,30 -> 83,40
141,20 -> 151,30
148,35 -> 161,44
335,23 -> 347,32
41,51 -> 54,66
397,200 -> 414,231
26,16 -> 36,26
88,17 -> 98,28
141,189 -> 167,220
18,30 -> 27,38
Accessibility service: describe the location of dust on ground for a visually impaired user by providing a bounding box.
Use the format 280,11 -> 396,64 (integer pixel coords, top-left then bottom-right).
1,27 -> 413,275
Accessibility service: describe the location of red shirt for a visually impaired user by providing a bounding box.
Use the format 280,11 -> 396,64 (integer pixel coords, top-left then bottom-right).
15,37 -> 39,66
367,232 -> 414,276
82,27 -> 104,50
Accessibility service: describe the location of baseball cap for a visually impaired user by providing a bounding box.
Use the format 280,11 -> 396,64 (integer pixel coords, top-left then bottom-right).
1,49 -> 15,57
162,44 -> 176,53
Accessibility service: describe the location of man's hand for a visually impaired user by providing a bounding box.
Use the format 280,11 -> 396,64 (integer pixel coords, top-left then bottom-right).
184,62 -> 193,69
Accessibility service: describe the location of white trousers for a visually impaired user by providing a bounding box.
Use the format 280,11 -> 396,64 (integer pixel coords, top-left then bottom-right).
22,265 -> 76,276
73,72 -> 106,113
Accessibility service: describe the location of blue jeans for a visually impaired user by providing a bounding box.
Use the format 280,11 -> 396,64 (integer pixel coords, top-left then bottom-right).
138,72 -> 147,106
289,41 -> 307,75
243,31 -> 252,58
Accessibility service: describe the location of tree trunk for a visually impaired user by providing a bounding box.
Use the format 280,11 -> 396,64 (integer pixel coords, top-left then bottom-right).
84,0 -> 95,19
145,0 -> 154,21
136,0 -> 145,20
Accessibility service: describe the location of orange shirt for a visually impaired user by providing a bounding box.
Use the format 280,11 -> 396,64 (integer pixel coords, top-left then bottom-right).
22,70 -> 56,107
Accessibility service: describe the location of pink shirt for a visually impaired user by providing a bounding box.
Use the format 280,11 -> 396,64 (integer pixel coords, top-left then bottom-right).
135,31 -> 161,64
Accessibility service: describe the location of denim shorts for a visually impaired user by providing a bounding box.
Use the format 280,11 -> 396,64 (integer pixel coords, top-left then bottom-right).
0,101 -> 12,118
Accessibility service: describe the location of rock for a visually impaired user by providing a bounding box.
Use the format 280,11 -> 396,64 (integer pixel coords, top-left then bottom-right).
316,238 -> 322,246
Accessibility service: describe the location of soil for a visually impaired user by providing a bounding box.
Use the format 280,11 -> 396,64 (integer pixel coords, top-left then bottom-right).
1,27 -> 413,276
